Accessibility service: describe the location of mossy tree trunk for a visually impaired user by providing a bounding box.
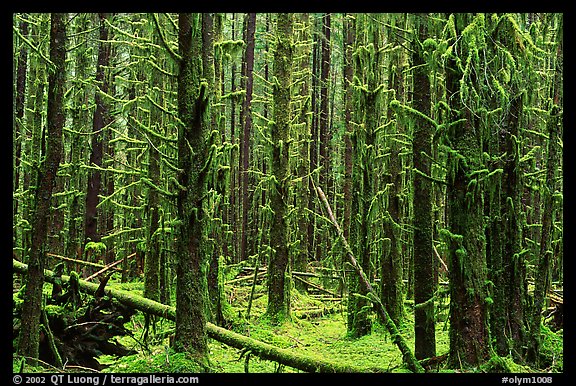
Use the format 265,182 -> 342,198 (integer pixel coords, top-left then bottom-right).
17,12 -> 66,363
292,12 -> 311,292
485,16 -> 531,358
342,13 -> 354,244
411,13 -> 436,360
13,14 -> 28,252
65,14 -> 93,271
443,13 -> 490,368
265,13 -> 294,325
143,20 -> 163,304
174,13 -> 209,367
19,14 -> 49,264
527,14 -> 562,365
239,13 -> 257,266
307,15 -> 321,265
316,13 -> 331,262
204,12 -> 226,327
380,13 -> 406,329
348,13 -> 382,337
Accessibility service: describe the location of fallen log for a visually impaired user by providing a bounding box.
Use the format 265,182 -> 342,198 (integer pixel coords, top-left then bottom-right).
293,275 -> 339,297
13,259 -> 385,373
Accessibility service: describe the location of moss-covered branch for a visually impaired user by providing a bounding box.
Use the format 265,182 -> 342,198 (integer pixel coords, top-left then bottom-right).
314,187 -> 425,373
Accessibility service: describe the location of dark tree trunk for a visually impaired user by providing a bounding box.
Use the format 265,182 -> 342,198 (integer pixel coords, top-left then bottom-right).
411,14 -> 436,360
17,12 -> 66,363
240,13 -> 256,265
85,13 -> 112,245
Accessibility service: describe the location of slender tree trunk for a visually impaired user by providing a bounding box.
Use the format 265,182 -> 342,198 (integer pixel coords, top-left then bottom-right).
342,13 -> 354,244
229,13 -> 239,263
293,13 -> 311,290
381,13 -> 406,329
13,15 -> 28,247
307,16 -> 320,263
316,13 -> 331,263
17,12 -> 66,363
85,13 -> 112,245
64,14 -> 92,270
240,13 -> 256,265
202,13 -> 224,326
143,38 -> 162,303
527,15 -> 562,365
348,13 -> 380,338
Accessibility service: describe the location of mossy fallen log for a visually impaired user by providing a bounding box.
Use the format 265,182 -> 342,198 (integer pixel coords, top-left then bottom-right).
13,259 -> 383,373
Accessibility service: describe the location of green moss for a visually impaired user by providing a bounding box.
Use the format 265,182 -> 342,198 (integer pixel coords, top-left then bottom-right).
481,355 -> 532,373
539,324 -> 563,372
104,348 -> 205,373
85,241 -> 107,255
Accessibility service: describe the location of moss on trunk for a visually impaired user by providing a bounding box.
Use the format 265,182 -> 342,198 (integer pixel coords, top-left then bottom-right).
17,13 -> 66,363
266,13 -> 294,324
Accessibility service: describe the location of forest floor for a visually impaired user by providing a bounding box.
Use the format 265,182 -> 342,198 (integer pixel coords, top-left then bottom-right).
104,281 -> 451,373
13,264 -> 563,374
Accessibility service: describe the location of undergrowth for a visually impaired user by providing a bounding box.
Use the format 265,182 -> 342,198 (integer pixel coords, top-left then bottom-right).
12,274 -> 563,374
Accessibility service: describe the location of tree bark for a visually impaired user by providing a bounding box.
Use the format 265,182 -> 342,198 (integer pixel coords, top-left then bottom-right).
527,15 -> 562,365
444,13 -> 490,368
174,13 -> 209,366
240,13 -> 257,265
84,13 -> 112,245
266,13 -> 294,324
411,13 -> 436,360
17,12 -> 66,363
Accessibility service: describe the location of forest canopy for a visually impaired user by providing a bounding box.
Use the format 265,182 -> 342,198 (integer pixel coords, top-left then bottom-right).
12,12 -> 563,377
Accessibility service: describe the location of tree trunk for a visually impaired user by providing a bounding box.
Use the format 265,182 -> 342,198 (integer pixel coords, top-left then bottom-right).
411,13 -> 436,360
292,12 -> 311,291
342,13 -> 354,243
266,13 -> 294,324
85,13 -> 112,245
444,13 -> 490,368
174,13 -> 209,367
17,12 -> 66,363
527,15 -> 562,364
240,13 -> 256,265
13,14 -> 28,247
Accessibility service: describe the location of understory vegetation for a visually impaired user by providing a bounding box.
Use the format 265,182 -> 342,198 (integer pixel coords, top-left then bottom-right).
13,265 -> 562,374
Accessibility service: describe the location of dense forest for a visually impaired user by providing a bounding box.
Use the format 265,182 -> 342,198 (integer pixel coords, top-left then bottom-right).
13,12 -> 563,377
